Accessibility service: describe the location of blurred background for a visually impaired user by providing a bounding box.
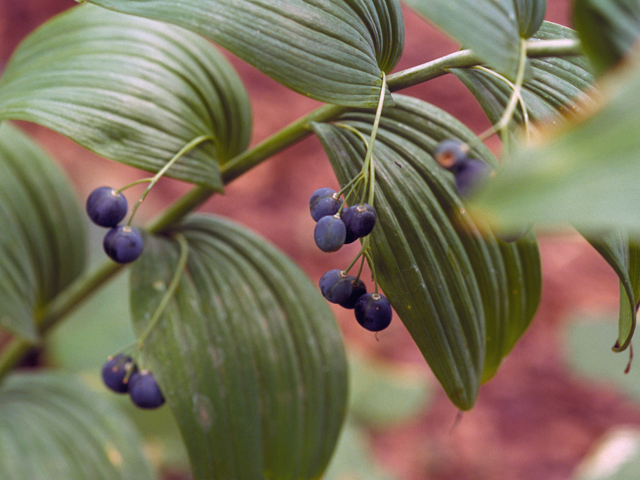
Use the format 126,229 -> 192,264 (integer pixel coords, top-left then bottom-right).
3,1 -> 640,479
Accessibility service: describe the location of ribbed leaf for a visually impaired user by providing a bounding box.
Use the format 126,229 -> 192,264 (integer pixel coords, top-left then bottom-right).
0,372 -> 154,480
404,0 -> 530,80
311,95 -> 541,408
85,0 -> 404,107
581,231 -> 640,352
573,0 -> 640,75
129,215 -> 348,480
451,22 -> 595,141
0,123 -> 85,341
0,4 -> 252,189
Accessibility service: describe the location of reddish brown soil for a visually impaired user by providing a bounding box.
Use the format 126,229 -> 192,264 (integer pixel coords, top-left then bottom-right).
4,2 -> 640,480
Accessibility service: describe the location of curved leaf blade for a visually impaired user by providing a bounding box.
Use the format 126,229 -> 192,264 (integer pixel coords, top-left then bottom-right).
129,214 -> 348,480
0,372 -> 154,480
0,123 -> 86,341
514,0 -> 547,39
312,95 -> 541,407
0,4 -> 253,189
581,231 -> 640,352
404,0 -> 524,80
573,0 -> 640,75
86,0 -> 404,107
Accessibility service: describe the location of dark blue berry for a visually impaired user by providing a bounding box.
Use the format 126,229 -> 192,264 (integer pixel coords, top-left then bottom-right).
342,204 -> 377,240
86,186 -> 128,228
314,215 -> 346,252
103,225 -> 144,263
319,269 -> 353,304
310,188 -> 341,222
101,355 -> 137,394
434,140 -> 468,171
338,276 -> 367,309
454,158 -> 492,198
354,293 -> 393,332
128,371 -> 165,409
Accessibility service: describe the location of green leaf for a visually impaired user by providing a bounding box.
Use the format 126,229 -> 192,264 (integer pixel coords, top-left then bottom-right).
581,231 -> 640,352
85,0 -> 404,107
573,0 -> 640,75
514,0 -> 547,38
311,95 -> 541,409
404,0 -> 525,80
0,372 -> 154,480
451,22 -> 595,145
129,214 -> 348,480
0,4 -> 252,189
469,48 -> 640,234
0,123 -> 86,341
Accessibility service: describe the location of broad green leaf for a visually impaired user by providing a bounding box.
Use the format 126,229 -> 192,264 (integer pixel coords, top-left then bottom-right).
403,0 -> 529,80
573,0 -> 640,75
129,215 -> 348,480
581,231 -> 640,352
451,22 -> 595,146
0,4 -> 252,189
0,123 -> 85,341
311,95 -> 541,408
0,372 -> 154,480
469,47 -> 640,234
85,0 -> 404,107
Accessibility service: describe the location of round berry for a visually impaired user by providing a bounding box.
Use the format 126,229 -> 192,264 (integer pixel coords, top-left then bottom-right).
314,215 -> 346,252
309,188 -> 341,222
338,276 -> 367,309
434,140 -> 468,171
319,269 -> 353,304
128,371 -> 165,409
454,158 -> 492,198
342,204 -> 377,240
103,225 -> 144,264
101,355 -> 137,394
354,293 -> 393,332
86,186 -> 128,228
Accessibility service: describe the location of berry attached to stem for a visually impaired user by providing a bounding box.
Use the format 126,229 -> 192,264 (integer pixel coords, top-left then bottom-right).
319,269 -> 353,304
354,293 -> 392,332
103,225 -> 144,264
101,355 -> 137,394
314,215 -> 346,252
128,371 -> 165,409
339,276 -> 367,309
86,186 -> 128,228
309,188 -> 341,222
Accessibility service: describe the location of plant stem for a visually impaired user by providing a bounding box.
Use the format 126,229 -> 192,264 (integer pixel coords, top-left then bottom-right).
0,37 -> 583,381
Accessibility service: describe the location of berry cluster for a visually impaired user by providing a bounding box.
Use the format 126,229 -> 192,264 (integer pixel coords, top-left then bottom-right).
311,188 -> 377,253
310,188 -> 392,332
433,140 -> 492,198
86,186 -> 144,264
101,355 -> 165,409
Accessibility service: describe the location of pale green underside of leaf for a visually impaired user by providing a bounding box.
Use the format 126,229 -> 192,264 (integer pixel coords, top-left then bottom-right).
0,123 -> 86,342
573,0 -> 640,75
0,372 -> 154,480
403,0 -> 526,81
312,94 -> 541,408
86,0 -> 404,107
0,4 -> 253,190
130,214 -> 348,480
